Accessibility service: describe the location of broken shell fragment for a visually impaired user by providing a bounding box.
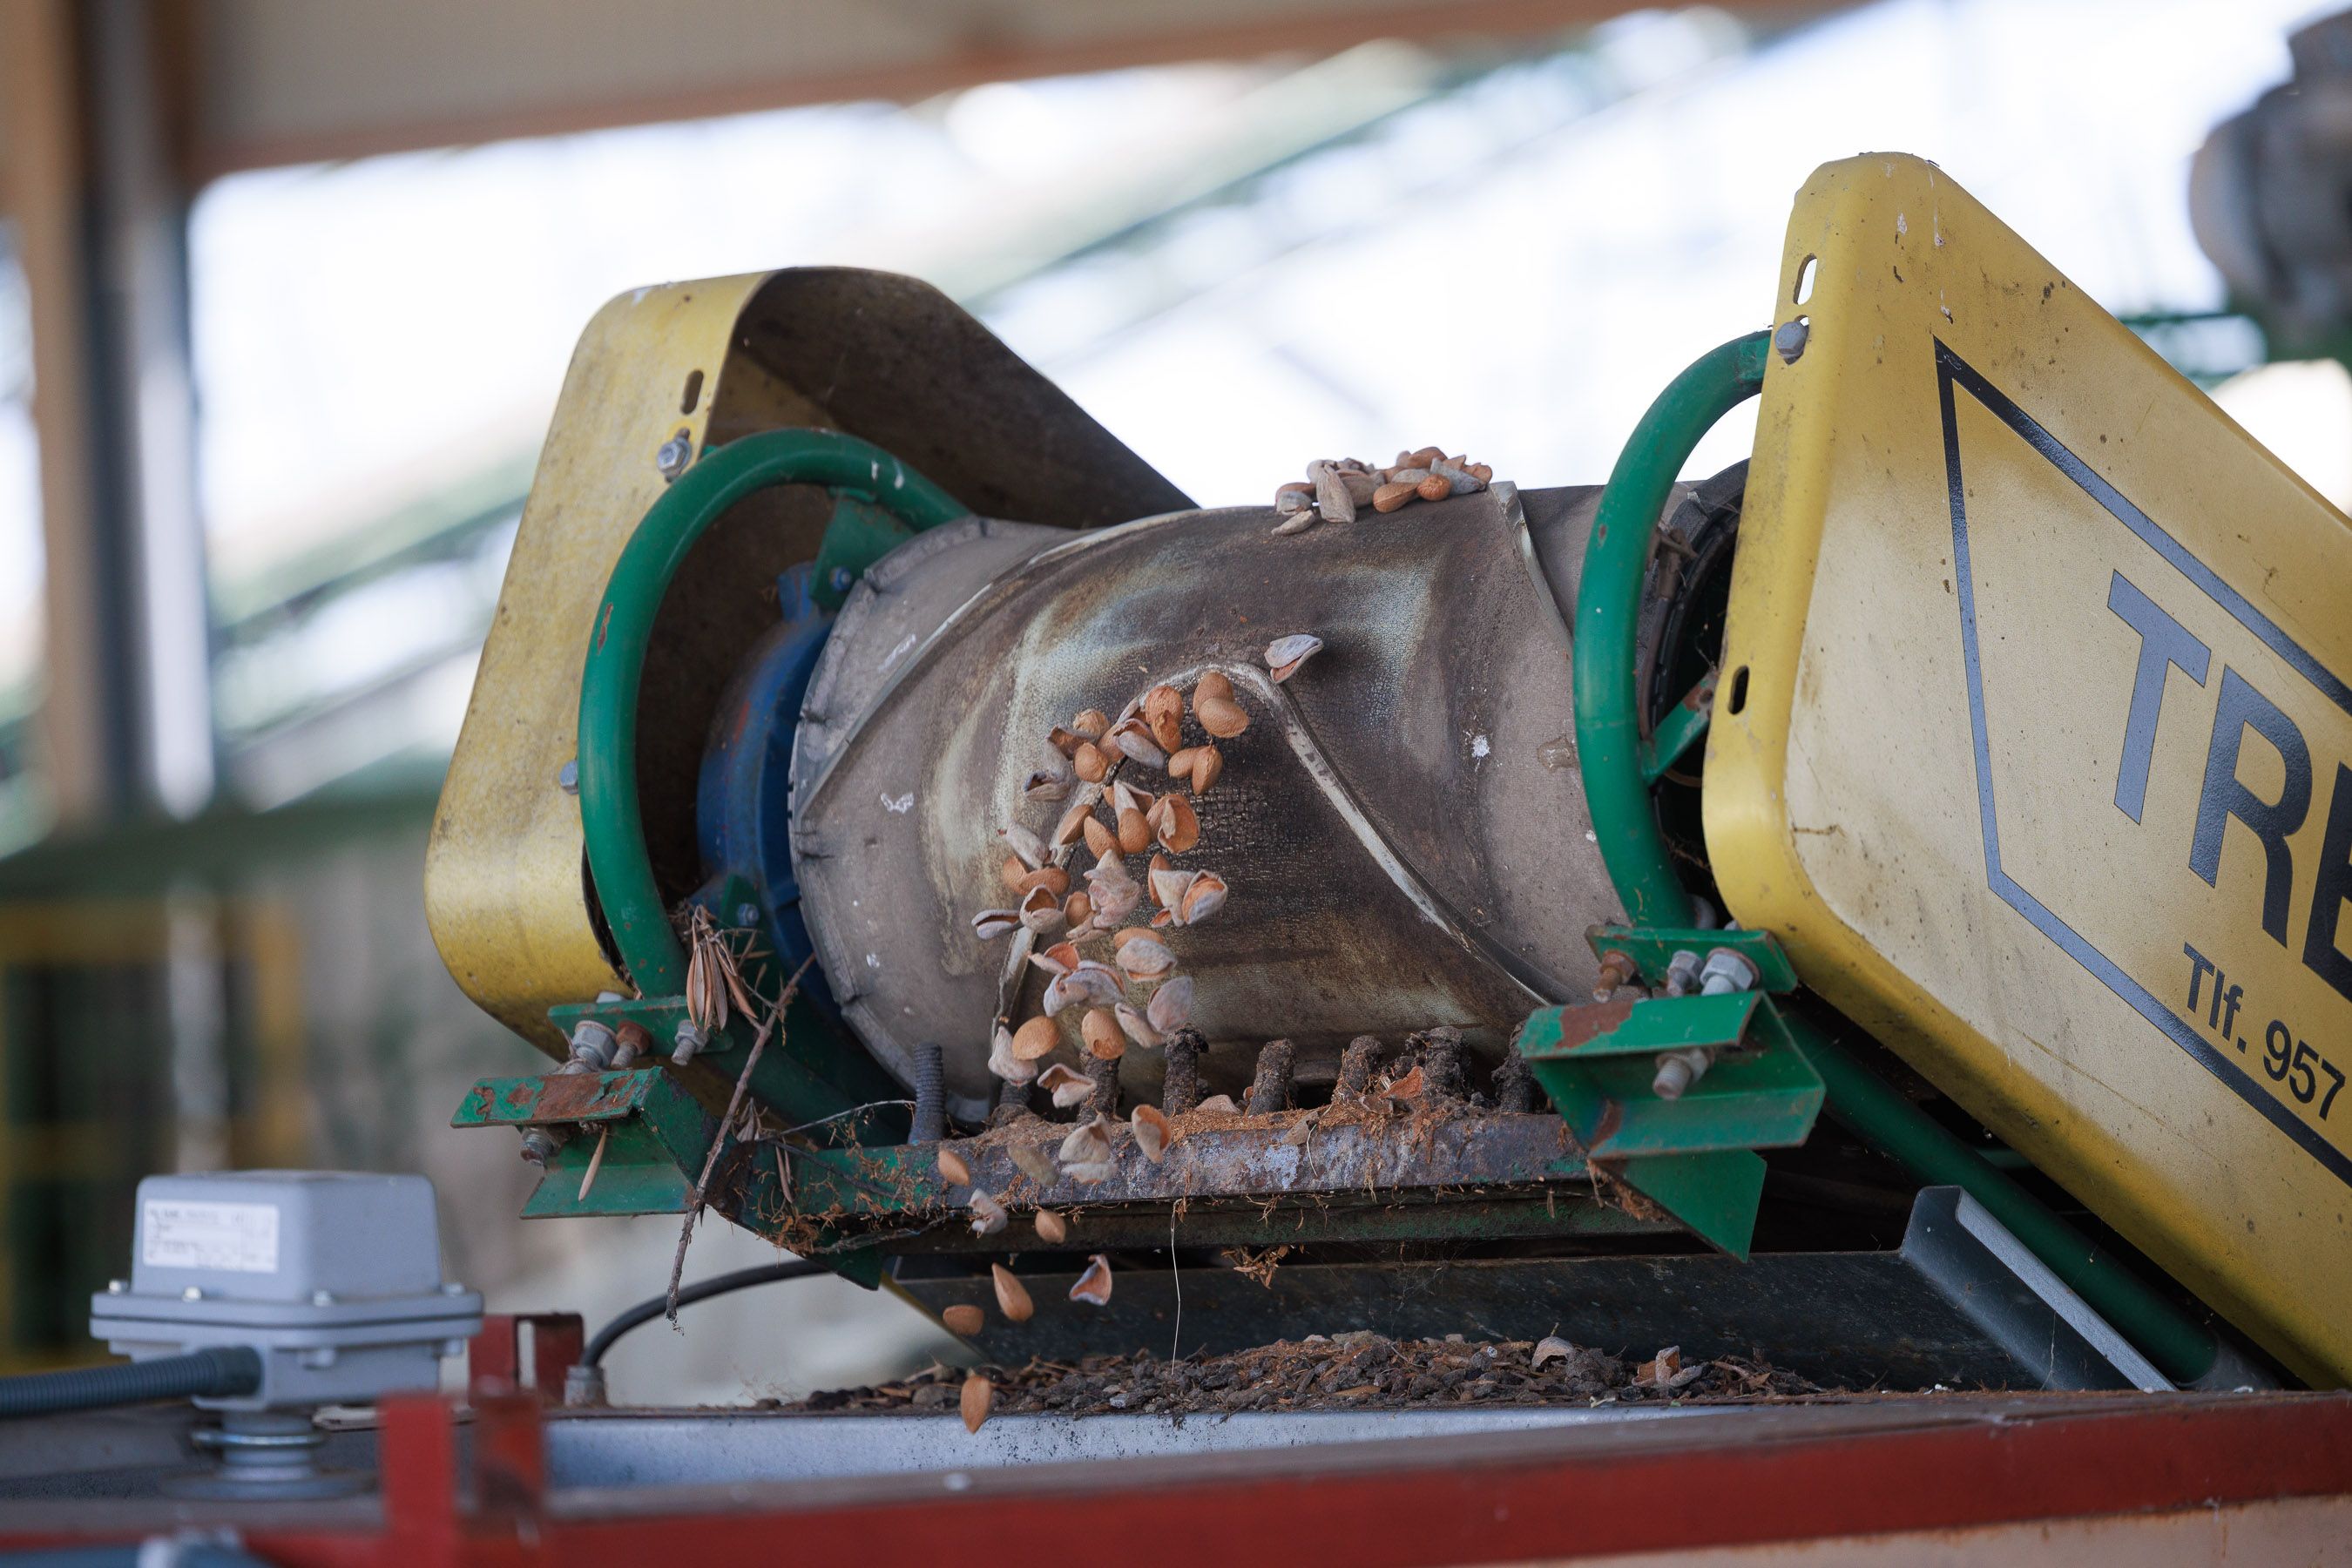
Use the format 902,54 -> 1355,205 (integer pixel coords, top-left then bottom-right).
1194,1093 -> 1240,1115
1044,959 -> 1119,1017
968,1188 -> 1008,1236
1011,1017 -> 1060,1061
1024,766 -> 1072,802
1058,1118 -> 1116,1182
1034,1208 -> 1070,1244
1271,510 -> 1318,537
1001,824 -> 1046,870
1150,794 -> 1199,854
1144,685 -> 1184,752
1110,715 -> 1167,767
1274,481 -> 1315,513
937,1147 -> 972,1187
1048,726 -> 1082,757
1149,865 -> 1195,913
1085,859 -> 1141,924
1072,709 -> 1110,740
962,1374 -> 994,1433
988,1024 -> 1038,1085
1038,1062 -> 1093,1109
1430,456 -> 1483,495
1337,468 -> 1379,507
1146,975 -> 1194,1034
1194,694 -> 1249,739
1081,1007 -> 1125,1060
1115,1002 -> 1164,1051
1189,745 -> 1223,794
1265,634 -> 1323,683
1073,741 -> 1110,782
1018,884 -> 1066,936
1110,780 -> 1146,815
943,1303 -> 984,1337
1070,1254 -> 1114,1305
1131,1105 -> 1172,1165
1532,1335 -> 1575,1369
971,909 -> 1020,941
1179,872 -> 1228,926
1308,460 -> 1356,524
991,1263 -> 1034,1323
1115,933 -> 1177,978
1030,941 -> 1081,977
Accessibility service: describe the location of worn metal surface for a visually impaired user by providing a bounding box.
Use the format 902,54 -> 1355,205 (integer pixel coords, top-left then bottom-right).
902,1233 -> 2137,1389
791,482 -> 1623,1120
1900,1187 -> 2169,1392
1709,153 -> 2352,1384
542,1406 -> 1692,1491
426,267 -> 1192,1060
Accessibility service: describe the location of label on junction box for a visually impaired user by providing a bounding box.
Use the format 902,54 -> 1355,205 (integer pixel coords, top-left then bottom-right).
141,1199 -> 280,1274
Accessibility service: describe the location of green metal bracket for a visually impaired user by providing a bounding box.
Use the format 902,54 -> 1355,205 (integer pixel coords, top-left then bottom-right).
808,492 -> 918,612
1518,993 -> 1824,1162
1639,673 -> 1716,786
1612,1152 -> 1766,1258
1583,925 -> 1801,994
451,1068 -> 714,1218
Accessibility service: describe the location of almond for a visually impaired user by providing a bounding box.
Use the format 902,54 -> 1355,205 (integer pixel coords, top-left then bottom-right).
962,1373 -> 994,1432
1195,694 -> 1249,739
943,1303 -> 984,1336
937,1147 -> 971,1186
1144,684 -> 1184,752
992,1263 -> 1034,1323
1193,670 -> 1233,706
1190,745 -> 1223,794
1083,814 -> 1117,858
1012,1017 -> 1059,1061
1416,473 -> 1450,502
1073,740 -> 1109,782
1081,1007 -> 1125,1060
1373,481 -> 1417,512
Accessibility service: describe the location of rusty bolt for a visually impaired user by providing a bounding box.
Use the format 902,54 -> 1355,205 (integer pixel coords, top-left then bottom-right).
1592,950 -> 1638,1002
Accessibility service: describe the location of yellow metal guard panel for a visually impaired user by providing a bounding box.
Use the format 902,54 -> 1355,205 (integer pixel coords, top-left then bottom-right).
1708,155 -> 2352,1384
425,274 -> 771,1054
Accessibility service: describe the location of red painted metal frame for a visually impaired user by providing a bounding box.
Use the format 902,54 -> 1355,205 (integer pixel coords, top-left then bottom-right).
4,1392 -> 2348,1565
467,1313 -> 584,1406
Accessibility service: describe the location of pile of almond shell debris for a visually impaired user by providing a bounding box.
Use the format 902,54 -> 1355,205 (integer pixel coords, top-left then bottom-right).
784,1335 -> 1823,1423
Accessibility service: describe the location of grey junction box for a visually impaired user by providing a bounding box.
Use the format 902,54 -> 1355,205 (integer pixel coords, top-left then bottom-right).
89,1171 -> 483,1411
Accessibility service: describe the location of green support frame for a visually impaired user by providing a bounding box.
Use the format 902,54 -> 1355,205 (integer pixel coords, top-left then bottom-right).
1546,329 -> 2222,1384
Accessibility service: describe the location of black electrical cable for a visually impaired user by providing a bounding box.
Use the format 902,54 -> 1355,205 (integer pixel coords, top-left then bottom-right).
582,1260 -> 827,1369
0,1347 -> 263,1419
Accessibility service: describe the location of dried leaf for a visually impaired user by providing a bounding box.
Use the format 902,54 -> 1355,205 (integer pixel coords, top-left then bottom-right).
992,1263 -> 1034,1323
961,1373 -> 994,1433
936,1147 -> 971,1187
1070,1254 -> 1113,1306
942,1303 -> 984,1336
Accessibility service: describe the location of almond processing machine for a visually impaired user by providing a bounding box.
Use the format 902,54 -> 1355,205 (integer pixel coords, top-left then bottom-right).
419,151 -> 2352,1397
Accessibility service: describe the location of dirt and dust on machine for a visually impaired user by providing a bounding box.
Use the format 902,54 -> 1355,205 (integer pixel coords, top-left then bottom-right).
402,149 -> 2352,1413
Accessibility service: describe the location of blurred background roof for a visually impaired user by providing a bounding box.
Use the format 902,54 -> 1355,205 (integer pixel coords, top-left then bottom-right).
0,0 -> 2332,835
